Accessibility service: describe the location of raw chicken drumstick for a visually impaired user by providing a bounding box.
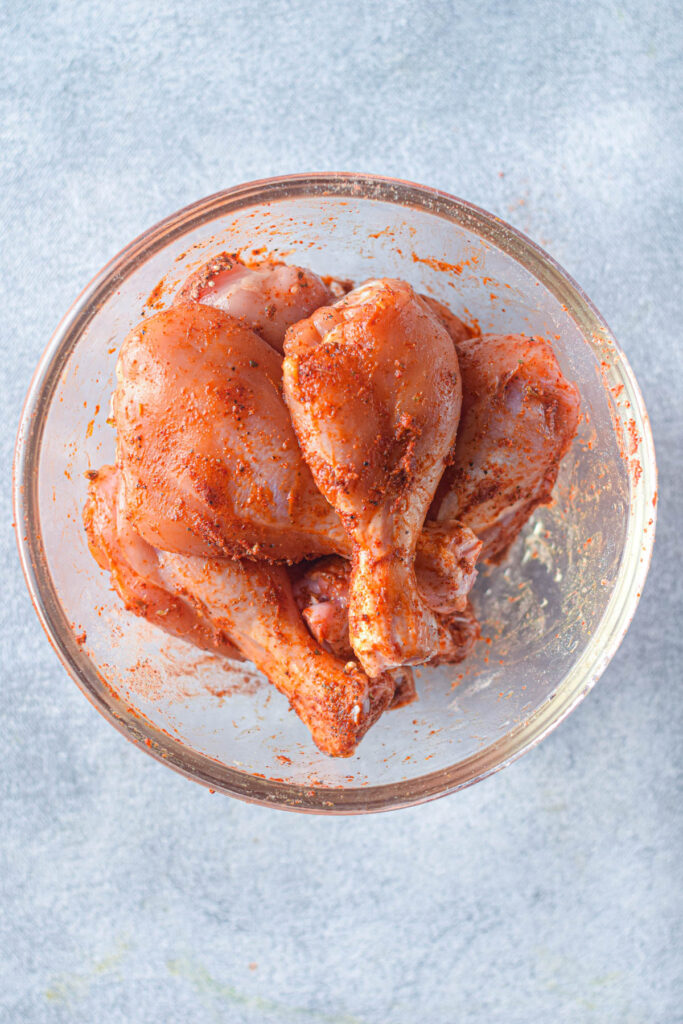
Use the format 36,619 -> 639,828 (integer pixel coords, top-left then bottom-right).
430,332 -> 580,562
157,556 -> 394,757
292,557 -> 480,666
177,263 -> 481,610
85,467 -> 394,757
283,279 -> 462,676
175,253 -> 332,353
288,560 -> 418,709
291,522 -> 481,655
113,302 -> 475,612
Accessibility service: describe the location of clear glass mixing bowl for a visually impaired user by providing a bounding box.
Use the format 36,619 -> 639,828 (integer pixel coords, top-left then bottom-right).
14,174 -> 656,812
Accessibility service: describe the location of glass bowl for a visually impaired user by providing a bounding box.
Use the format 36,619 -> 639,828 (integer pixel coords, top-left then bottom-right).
14,173 -> 656,813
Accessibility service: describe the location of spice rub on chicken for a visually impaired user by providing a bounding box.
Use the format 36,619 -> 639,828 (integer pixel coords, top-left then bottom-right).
85,253 -> 579,756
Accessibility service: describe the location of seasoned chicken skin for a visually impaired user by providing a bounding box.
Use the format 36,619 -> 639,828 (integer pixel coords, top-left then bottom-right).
113,301 -> 475,611
84,464 -> 242,660
431,333 -> 580,561
85,467 -> 394,757
292,556 -> 480,667
175,253 -> 332,353
113,303 -> 347,562
283,279 -> 462,676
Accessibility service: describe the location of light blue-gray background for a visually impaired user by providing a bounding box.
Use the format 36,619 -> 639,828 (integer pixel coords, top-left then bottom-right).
1,2 -> 681,1021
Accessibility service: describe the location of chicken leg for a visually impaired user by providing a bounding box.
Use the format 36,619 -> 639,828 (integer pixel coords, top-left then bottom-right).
292,556 -> 480,667
85,467 -> 394,757
175,253 -> 332,353
113,302 -> 347,562
113,302 -> 475,611
283,278 -> 462,676
430,332 -> 580,561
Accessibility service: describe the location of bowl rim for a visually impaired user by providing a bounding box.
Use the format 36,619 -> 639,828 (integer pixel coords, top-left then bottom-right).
13,171 -> 657,814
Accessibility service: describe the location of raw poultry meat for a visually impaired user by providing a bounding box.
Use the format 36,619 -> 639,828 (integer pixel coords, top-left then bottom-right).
85,251 -> 580,757
113,302 -> 345,562
283,279 -> 462,676
85,466 -> 393,757
292,555 -> 480,666
431,602 -> 480,664
430,332 -> 580,561
113,300 -> 477,613
291,556 -> 353,659
175,253 -> 332,353
84,464 -> 242,660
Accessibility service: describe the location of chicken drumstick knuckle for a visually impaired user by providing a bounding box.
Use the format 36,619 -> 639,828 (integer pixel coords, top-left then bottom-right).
157,552 -> 394,757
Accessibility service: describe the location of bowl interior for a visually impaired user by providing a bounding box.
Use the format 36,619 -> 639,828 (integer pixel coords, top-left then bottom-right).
16,178 -> 655,810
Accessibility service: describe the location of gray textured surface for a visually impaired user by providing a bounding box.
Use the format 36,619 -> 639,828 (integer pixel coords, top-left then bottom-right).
1,1 -> 682,1021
